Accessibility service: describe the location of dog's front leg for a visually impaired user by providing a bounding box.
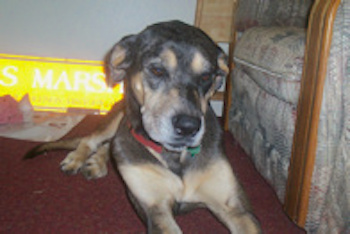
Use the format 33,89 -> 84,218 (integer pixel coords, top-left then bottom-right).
183,158 -> 261,234
119,164 -> 183,234
60,111 -> 124,176
145,202 -> 181,234
129,190 -> 180,234
206,198 -> 261,234
81,142 -> 110,179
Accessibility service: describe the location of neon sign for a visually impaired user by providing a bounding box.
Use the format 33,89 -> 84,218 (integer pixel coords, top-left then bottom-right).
0,54 -> 123,114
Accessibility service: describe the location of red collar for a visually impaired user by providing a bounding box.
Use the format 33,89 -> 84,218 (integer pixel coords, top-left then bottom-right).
128,122 -> 201,157
130,128 -> 163,153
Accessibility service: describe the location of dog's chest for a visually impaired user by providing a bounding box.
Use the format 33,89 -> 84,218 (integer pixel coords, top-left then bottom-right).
161,150 -> 194,176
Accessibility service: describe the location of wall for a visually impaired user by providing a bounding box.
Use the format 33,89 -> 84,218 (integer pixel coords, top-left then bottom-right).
0,0 -> 196,60
0,0 -> 223,115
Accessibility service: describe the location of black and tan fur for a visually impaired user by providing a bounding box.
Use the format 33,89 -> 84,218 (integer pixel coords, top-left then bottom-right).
25,21 -> 261,233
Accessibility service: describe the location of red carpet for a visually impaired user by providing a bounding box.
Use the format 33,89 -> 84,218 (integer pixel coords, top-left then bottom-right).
0,115 -> 305,233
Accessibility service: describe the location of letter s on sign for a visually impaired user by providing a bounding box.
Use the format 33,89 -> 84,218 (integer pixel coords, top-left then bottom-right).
1,66 -> 18,86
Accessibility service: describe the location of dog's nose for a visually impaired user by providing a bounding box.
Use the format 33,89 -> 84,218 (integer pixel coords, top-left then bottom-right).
172,114 -> 201,137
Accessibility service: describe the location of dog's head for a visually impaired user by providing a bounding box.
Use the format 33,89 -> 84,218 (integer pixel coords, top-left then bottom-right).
107,21 -> 228,152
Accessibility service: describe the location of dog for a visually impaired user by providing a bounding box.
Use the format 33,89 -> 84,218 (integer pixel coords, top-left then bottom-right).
25,20 -> 261,233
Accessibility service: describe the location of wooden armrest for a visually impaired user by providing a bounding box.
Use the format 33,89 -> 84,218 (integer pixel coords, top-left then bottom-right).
284,0 -> 341,227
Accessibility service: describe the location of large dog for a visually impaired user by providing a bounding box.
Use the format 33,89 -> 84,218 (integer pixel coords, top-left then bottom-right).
25,21 -> 261,233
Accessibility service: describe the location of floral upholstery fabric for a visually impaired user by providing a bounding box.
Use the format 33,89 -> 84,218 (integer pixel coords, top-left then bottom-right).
234,27 -> 305,104
235,0 -> 313,31
229,0 -> 350,233
229,67 -> 297,200
229,26 -> 301,201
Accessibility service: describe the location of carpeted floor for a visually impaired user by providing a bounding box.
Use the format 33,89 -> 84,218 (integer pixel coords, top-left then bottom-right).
0,115 -> 305,233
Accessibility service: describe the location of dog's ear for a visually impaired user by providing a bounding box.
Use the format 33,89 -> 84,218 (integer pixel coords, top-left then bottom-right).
107,35 -> 138,87
214,49 -> 229,91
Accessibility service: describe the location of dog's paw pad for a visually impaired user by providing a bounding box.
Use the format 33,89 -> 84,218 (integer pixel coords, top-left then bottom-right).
81,157 -> 108,180
60,152 -> 84,175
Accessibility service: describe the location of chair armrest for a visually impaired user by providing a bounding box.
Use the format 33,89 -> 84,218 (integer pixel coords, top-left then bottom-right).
284,0 -> 342,227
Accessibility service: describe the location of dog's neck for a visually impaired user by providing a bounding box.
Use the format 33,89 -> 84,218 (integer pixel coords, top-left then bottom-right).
129,125 -> 162,153
127,120 -> 201,156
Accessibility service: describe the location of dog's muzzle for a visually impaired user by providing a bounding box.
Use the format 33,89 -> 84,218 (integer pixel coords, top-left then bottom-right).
162,113 -> 204,151
172,114 -> 201,137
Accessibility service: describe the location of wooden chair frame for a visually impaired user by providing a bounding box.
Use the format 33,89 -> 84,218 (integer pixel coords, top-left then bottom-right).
284,0 -> 341,227
196,0 -> 342,228
195,0 -> 237,130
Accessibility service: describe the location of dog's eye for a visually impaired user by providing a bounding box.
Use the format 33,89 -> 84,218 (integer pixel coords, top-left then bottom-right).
199,73 -> 214,93
201,74 -> 211,81
150,67 -> 166,77
201,73 -> 214,83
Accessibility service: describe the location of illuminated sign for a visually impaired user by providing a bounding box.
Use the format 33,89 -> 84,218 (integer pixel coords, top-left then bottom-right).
0,54 -> 123,114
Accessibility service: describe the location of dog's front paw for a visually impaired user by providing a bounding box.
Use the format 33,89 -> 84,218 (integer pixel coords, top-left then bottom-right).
81,155 -> 108,180
80,144 -> 109,180
60,151 -> 85,175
